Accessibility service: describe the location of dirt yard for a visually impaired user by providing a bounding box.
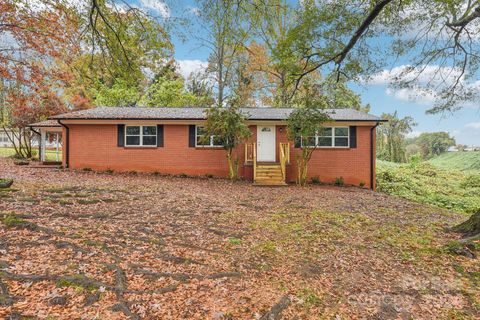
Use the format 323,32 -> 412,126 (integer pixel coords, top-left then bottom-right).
0,158 -> 478,319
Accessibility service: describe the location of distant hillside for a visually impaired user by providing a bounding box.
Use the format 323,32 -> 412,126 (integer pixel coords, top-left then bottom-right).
427,152 -> 480,172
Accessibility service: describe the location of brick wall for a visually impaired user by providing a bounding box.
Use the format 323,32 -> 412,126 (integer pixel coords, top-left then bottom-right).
275,125 -> 374,187
63,123 -> 375,188
64,124 -> 243,177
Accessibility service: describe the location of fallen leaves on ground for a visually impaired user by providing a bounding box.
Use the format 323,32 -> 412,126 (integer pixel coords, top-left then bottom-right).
0,158 -> 478,319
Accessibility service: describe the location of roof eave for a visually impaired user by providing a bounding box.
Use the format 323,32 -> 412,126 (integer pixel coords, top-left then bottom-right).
50,117 -> 386,122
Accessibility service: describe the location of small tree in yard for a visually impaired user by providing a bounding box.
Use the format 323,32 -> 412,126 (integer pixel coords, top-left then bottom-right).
286,105 -> 330,186
203,106 -> 252,180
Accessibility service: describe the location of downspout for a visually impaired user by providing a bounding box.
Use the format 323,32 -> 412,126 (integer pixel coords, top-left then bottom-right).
58,120 -> 69,168
30,127 -> 41,162
370,122 -> 380,191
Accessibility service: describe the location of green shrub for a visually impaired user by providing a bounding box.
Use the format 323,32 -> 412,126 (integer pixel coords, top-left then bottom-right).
414,163 -> 438,177
377,160 -> 480,213
461,174 -> 480,188
409,154 -> 423,167
311,176 -> 321,184
377,169 -> 397,183
359,181 -> 366,188
333,177 -> 344,186
2,213 -> 26,228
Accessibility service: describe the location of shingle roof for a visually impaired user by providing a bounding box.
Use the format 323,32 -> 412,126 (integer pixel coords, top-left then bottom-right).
27,119 -> 61,127
49,107 -> 385,122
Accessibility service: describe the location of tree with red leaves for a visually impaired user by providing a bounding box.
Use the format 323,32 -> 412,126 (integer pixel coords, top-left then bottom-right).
0,0 -> 79,158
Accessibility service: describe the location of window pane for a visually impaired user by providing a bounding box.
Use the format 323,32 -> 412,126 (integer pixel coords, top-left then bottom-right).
318,137 -> 332,147
304,137 -> 316,147
335,127 -> 348,137
335,137 -> 349,147
196,126 -> 206,135
197,135 -> 208,146
126,126 -> 140,135
126,136 -> 140,145
143,126 -> 157,135
212,136 -> 224,146
143,136 -> 156,145
319,127 -> 332,137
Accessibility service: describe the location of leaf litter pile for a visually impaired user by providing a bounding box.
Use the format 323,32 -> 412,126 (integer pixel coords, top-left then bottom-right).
0,158 -> 478,319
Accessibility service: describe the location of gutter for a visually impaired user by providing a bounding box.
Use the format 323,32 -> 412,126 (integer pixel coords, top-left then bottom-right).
58,120 -> 69,168
50,117 -> 388,122
370,122 -> 380,190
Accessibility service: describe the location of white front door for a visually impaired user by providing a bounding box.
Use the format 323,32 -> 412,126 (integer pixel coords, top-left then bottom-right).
257,125 -> 276,162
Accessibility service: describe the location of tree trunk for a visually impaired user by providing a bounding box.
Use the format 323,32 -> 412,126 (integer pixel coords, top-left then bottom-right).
296,148 -> 313,186
226,149 -> 238,181
448,211 -> 480,258
452,211 -> 480,237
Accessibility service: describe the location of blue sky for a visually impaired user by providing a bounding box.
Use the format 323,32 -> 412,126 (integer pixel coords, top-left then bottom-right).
131,0 -> 480,146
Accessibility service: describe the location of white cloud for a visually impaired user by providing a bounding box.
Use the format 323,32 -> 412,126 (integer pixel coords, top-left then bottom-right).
466,122 -> 480,129
365,64 -> 465,86
187,6 -> 201,16
139,0 -> 170,18
177,59 -> 208,79
385,86 -> 436,105
365,64 -> 479,107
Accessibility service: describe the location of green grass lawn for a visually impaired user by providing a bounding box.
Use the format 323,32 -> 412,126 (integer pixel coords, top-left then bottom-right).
427,151 -> 480,172
377,159 -> 480,213
0,147 -> 61,162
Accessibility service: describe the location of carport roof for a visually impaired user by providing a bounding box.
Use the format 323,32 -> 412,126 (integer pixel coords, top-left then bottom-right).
27,120 -> 62,128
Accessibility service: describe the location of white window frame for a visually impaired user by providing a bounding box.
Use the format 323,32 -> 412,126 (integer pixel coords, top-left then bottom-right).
125,125 -> 157,147
302,126 -> 350,148
195,125 -> 224,148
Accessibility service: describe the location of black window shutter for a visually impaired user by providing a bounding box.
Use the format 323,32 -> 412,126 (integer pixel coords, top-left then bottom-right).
157,125 -> 164,147
117,124 -> 125,147
189,125 -> 196,147
350,126 -> 357,148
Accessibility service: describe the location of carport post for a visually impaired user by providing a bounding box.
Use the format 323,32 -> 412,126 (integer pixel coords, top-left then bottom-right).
41,130 -> 46,162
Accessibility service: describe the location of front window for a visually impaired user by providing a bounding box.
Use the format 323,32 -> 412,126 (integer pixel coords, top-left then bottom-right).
302,127 -> 349,148
125,125 -> 157,146
333,127 -> 349,147
196,126 -> 223,147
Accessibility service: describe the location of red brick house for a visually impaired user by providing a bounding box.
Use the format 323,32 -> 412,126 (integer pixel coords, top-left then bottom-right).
30,107 -> 385,188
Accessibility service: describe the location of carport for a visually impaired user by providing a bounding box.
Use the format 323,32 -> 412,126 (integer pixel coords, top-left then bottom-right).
28,120 -> 62,164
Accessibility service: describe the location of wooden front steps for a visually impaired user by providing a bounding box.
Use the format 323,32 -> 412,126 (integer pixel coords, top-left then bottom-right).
254,164 -> 287,186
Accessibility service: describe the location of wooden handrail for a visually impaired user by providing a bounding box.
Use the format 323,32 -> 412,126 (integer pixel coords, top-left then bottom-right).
279,143 -> 290,181
279,142 -> 290,181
